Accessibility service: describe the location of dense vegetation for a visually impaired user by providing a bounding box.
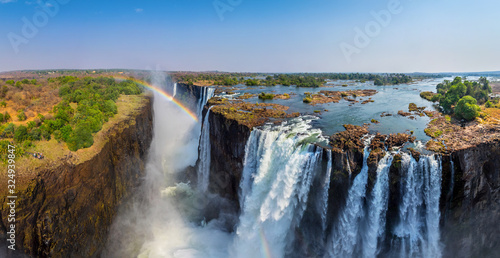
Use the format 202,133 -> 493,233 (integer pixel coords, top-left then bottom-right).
431,77 -> 492,120
0,76 -> 143,160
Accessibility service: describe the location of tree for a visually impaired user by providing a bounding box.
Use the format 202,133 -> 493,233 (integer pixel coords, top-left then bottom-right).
454,96 -> 480,121
28,128 -> 41,141
67,124 -> 93,151
3,123 -> 15,137
14,125 -> 28,142
60,125 -> 73,142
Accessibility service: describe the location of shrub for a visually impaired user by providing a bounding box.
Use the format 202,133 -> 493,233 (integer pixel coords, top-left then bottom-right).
454,96 -> 480,121
0,113 -> 3,123
0,101 -> 6,107
14,125 -> 28,142
258,92 -> 274,100
245,79 -> 260,86
6,80 -> 14,85
303,97 -> 312,103
420,91 -> 435,101
485,100 -> 493,108
40,125 -> 51,140
3,123 -> 15,137
17,110 -> 27,121
4,112 -> 11,122
27,121 -> 36,130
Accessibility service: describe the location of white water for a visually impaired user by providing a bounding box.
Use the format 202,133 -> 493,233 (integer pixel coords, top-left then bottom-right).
393,153 -> 443,258
329,136 -> 373,257
173,83 -> 177,97
197,106 -> 213,192
363,152 -> 394,257
320,150 -> 333,232
197,87 -> 215,117
346,153 -> 352,176
233,117 -> 324,258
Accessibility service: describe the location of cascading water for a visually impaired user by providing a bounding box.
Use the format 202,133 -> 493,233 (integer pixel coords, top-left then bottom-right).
233,117 -> 325,258
329,136 -> 373,257
392,153 -> 443,258
319,150 -> 333,232
197,106 -> 213,192
363,152 -> 394,257
197,87 -> 215,117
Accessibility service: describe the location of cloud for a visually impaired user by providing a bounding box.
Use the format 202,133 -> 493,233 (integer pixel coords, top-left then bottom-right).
135,8 -> 143,13
0,0 -> 17,3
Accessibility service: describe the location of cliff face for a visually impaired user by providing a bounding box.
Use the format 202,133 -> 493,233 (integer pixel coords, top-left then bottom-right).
207,108 -> 251,202
441,139 -> 500,258
0,96 -> 153,257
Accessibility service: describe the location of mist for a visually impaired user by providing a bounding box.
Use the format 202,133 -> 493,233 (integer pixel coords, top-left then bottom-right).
103,72 -> 233,258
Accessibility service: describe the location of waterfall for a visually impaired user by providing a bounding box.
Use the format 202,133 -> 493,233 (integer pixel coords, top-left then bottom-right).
233,117 -> 324,258
173,82 -> 177,97
197,87 -> 215,117
363,152 -> 394,257
329,136 -> 373,257
422,155 -> 442,258
346,152 -> 352,176
320,150 -> 333,232
393,153 -> 443,258
197,106 -> 214,192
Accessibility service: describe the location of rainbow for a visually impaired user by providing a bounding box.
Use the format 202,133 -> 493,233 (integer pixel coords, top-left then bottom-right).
112,75 -> 199,122
259,228 -> 273,258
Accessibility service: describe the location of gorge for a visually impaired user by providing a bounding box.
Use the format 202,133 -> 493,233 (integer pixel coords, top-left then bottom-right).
1,75 -> 497,258
106,77 -> 499,258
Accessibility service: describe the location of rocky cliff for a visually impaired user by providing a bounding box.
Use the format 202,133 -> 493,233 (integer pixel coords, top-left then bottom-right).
0,95 -> 153,257
207,109 -> 250,202
441,139 -> 500,258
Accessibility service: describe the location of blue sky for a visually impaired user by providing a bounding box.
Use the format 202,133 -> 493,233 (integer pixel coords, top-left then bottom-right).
0,0 -> 499,73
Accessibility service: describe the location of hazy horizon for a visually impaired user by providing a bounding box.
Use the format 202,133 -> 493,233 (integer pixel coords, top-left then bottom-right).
1,0 -> 499,73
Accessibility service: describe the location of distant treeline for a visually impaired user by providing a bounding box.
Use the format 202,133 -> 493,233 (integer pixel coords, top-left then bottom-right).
177,72 -> 413,87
